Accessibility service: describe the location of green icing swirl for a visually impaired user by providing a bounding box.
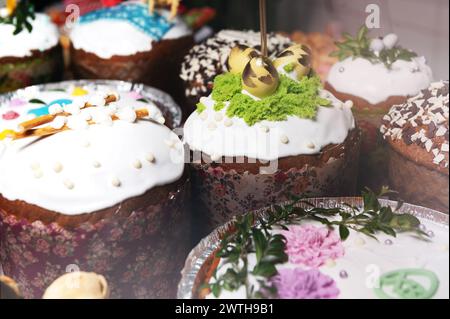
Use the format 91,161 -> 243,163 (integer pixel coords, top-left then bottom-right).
196,73 -> 330,126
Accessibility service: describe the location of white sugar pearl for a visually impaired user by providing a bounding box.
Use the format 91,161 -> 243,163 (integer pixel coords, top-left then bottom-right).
354,237 -> 366,246
50,116 -> 67,130
383,33 -> 398,50
260,125 -> 270,133
64,179 -> 74,190
157,116 -> 166,124
214,113 -> 223,122
146,153 -> 155,163
208,122 -> 217,131
93,161 -> 101,168
90,95 -> 106,107
307,142 -> 315,149
30,162 -> 40,170
336,102 -> 344,109
370,38 -> 384,52
33,170 -> 43,179
49,104 -> 63,115
111,177 -> 121,187
344,100 -> 354,109
165,139 -> 176,148
117,107 -> 137,123
224,119 -> 233,127
133,160 -> 142,169
280,135 -> 289,144
53,162 -> 63,173
199,112 -> 208,121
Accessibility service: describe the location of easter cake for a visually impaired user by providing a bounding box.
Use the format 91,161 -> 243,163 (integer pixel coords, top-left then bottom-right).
381,81 -> 449,213
181,195 -> 449,300
180,30 -> 293,114
326,27 -> 433,190
69,0 -> 193,102
0,2 -> 63,93
184,44 -> 361,236
0,81 -> 189,298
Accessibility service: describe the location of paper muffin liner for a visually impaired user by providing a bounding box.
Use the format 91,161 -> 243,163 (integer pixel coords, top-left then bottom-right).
0,46 -> 64,94
189,133 -> 361,237
0,180 -> 190,299
178,197 -> 449,299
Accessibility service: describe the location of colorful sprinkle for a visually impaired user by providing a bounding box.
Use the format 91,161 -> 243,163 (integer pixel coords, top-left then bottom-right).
2,111 -> 19,120
0,129 -> 15,140
339,270 -> 349,279
28,99 -> 72,117
9,98 -> 27,108
71,87 -> 89,96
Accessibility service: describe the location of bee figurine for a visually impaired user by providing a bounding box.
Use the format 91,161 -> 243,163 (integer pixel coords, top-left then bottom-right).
273,44 -> 312,80
227,45 -> 260,74
242,56 -> 280,98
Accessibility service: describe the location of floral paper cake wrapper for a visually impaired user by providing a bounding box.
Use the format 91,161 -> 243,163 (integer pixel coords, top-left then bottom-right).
190,143 -> 360,238
0,182 -> 190,299
178,197 -> 449,299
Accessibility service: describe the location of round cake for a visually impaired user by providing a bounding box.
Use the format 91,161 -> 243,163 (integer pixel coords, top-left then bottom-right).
380,81 -> 449,213
180,30 -> 293,115
184,44 -> 360,237
0,9 -> 63,93
325,27 -> 433,191
69,1 -> 193,103
0,81 -> 189,299
181,197 -> 449,300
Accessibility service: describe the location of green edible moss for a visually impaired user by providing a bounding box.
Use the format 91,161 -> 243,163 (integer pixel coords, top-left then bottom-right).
210,72 -> 330,126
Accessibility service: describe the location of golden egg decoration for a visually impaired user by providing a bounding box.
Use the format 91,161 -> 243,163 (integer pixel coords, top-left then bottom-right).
273,44 -> 312,80
227,45 -> 260,74
242,56 -> 280,98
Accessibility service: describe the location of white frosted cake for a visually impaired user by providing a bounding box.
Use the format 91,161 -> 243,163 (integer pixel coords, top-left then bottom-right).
0,9 -> 62,93
0,81 -> 189,299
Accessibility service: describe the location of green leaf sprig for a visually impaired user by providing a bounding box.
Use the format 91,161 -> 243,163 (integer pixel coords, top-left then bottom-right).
330,26 -> 417,68
207,187 -> 428,298
0,0 -> 36,35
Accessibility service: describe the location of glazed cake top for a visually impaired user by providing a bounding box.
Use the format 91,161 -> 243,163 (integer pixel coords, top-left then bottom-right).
184,44 -> 355,161
0,84 -> 184,215
0,12 -> 59,59
380,80 -> 449,171
69,1 -> 192,59
180,30 -> 292,101
205,217 -> 449,299
327,29 -> 432,105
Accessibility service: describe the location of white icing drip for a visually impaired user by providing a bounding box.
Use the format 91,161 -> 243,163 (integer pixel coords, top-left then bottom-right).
69,9 -> 191,59
0,87 -> 184,215
0,13 -> 59,58
206,218 -> 449,299
183,91 -> 355,161
327,57 -> 433,105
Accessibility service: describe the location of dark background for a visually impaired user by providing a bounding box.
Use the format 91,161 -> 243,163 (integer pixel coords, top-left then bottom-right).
32,0 -> 311,31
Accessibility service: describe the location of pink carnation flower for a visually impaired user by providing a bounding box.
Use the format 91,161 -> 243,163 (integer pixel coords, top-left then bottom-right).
271,268 -> 340,299
283,225 -> 344,267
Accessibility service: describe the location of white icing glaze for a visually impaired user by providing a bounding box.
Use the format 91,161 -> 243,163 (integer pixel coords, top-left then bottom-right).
0,13 -> 59,58
207,218 -> 449,299
69,8 -> 191,59
0,86 -> 184,215
183,91 -> 355,161
327,56 -> 433,105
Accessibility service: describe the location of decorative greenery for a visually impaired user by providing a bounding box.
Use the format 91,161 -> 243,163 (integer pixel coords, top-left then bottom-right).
0,0 -> 36,35
198,72 -> 330,126
196,102 -> 206,113
208,187 -> 428,298
330,26 -> 417,68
